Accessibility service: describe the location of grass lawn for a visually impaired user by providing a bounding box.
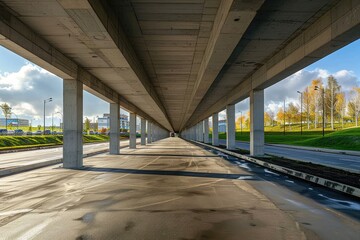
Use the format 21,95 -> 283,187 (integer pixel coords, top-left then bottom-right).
210,127 -> 360,151
0,135 -> 110,151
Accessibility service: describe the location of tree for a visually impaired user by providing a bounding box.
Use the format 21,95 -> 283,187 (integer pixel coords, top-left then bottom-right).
349,87 -> 360,126
84,117 -> 91,131
287,103 -> 299,130
264,111 -> 274,126
335,92 -> 346,129
235,115 -> 246,130
309,79 -> 323,128
325,75 -> 341,129
0,103 -> 12,118
277,107 -> 285,126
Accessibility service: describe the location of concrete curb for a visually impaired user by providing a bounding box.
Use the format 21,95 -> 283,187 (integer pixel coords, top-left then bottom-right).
190,140 -> 360,198
0,142 -> 142,178
0,149 -> 109,178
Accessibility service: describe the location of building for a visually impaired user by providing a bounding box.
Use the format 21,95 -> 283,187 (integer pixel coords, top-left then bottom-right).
0,118 -> 29,127
97,113 -> 130,131
218,120 -> 226,133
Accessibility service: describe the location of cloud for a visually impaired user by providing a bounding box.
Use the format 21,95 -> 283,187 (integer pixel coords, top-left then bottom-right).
0,64 -> 62,125
264,68 -> 359,109
0,63 -> 128,126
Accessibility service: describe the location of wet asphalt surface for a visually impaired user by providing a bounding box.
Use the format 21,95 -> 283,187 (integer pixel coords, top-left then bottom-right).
200,144 -> 360,239
0,138 -> 359,239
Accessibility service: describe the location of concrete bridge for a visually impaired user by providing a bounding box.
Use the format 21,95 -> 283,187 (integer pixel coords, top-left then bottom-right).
0,0 -> 359,168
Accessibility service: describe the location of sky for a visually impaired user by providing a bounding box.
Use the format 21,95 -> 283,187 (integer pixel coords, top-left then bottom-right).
0,39 -> 359,126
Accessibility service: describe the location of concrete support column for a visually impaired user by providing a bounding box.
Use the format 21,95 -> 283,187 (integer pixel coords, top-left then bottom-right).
141,118 -> 146,145
147,121 -> 152,144
204,118 -> 209,144
63,79 -> 83,169
226,104 -> 236,150
109,103 -> 120,154
199,121 -> 204,142
130,113 -> 137,149
153,124 -> 156,142
212,113 -> 219,146
250,89 -> 264,156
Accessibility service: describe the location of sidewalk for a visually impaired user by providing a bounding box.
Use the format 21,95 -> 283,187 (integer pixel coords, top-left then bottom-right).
265,143 -> 360,156
0,139 -> 140,177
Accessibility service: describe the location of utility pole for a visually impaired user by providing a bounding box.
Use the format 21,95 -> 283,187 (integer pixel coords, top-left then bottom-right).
43,98 -> 52,134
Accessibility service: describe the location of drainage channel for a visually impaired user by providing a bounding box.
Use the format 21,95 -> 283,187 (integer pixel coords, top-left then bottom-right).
192,141 -> 360,239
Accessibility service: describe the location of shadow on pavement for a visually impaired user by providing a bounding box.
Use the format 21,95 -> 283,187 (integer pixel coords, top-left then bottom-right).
82,167 -> 259,180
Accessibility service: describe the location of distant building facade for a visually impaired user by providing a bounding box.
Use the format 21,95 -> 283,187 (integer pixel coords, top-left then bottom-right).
0,118 -> 29,127
218,119 -> 226,132
97,113 -> 130,131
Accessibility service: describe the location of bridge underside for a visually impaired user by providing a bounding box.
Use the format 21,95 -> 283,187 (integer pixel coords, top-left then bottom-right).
0,0 -> 359,165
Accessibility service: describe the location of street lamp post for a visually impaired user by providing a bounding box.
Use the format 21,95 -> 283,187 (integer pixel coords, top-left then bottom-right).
43,98 -> 53,134
314,86 -> 325,137
297,91 -> 303,135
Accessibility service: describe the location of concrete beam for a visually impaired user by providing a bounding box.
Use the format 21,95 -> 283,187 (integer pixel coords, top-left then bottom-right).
0,4 -> 171,132
186,0 -> 360,127
63,79 -> 83,169
250,90 -> 264,156
87,0 -> 172,130
109,103 -> 120,155
180,0 -> 264,130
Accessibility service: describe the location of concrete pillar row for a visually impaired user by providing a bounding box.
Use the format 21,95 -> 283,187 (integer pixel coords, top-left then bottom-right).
204,118 -> 210,144
129,113 -> 137,149
109,103 -> 120,154
63,79 -> 83,169
250,89 -> 264,156
141,118 -> 146,145
212,113 -> 219,146
226,104 -> 236,150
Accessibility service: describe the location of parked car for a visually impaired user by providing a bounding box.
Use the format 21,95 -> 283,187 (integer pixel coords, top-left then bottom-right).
7,130 -> 15,135
26,131 -> 33,135
44,130 -> 51,135
14,129 -> 24,135
35,130 -> 42,135
0,129 -> 7,135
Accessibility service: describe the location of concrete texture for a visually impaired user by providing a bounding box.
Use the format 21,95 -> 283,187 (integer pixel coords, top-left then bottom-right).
203,118 -> 210,144
226,104 -> 235,150
63,79 -> 83,169
250,89 -> 264,156
109,103 -> 120,154
130,113 -> 137,149
212,113 -> 219,146
147,121 -> 152,144
2,1 -> 358,133
141,118 -> 146,145
0,138 -> 305,240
